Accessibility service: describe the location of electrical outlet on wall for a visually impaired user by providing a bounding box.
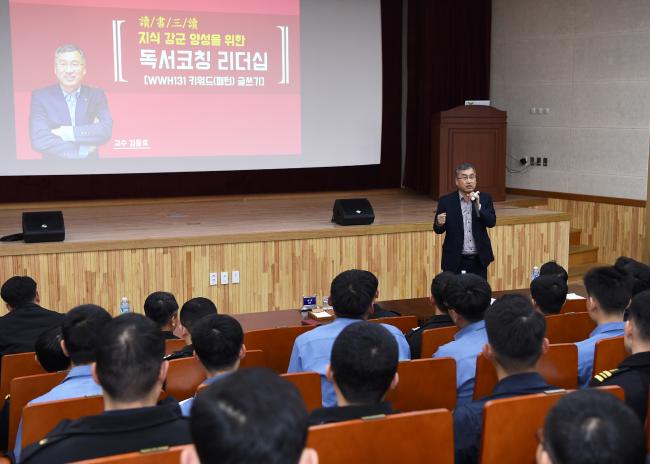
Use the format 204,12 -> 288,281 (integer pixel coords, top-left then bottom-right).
209,273 -> 218,286
220,272 -> 229,285
542,157 -> 548,167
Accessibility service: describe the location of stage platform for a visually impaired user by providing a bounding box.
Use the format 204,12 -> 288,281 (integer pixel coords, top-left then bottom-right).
0,189 -> 570,316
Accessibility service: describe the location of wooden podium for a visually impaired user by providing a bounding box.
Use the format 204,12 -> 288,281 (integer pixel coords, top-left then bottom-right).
431,105 -> 506,201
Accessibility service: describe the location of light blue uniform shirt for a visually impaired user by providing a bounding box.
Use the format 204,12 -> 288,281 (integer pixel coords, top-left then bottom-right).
287,318 -> 411,407
434,320 -> 487,407
576,322 -> 625,388
14,365 -> 102,461
179,372 -> 228,416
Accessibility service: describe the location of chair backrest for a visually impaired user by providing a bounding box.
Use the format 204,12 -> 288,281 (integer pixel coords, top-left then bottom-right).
385,357 -> 456,411
592,336 -> 627,378
307,409 -> 454,464
239,349 -> 266,369
473,344 -> 578,400
545,312 -> 596,344
244,326 -> 314,373
8,371 -> 67,450
22,395 -> 104,448
165,357 -> 206,401
560,299 -> 587,313
72,445 -> 193,463
369,316 -> 418,334
480,390 -> 566,464
164,339 -> 186,356
420,326 -> 459,358
280,372 -> 322,412
0,352 -> 45,409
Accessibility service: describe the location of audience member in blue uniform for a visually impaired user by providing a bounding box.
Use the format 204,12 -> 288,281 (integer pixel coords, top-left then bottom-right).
14,304 -> 112,460
143,291 -> 180,340
179,314 -> 245,416
576,266 -> 632,387
308,321 -> 398,425
433,273 -> 491,406
537,389 -> 646,464
20,313 -> 191,463
288,269 -> 410,407
165,297 -> 218,361
185,368 -> 318,464
454,294 -> 555,464
34,325 -> 70,372
530,274 -> 568,315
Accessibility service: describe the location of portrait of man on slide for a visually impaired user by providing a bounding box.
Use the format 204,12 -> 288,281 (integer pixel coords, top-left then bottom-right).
29,44 -> 112,159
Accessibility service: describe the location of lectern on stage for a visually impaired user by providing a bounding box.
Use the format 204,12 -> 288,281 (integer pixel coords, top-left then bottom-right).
430,105 -> 507,201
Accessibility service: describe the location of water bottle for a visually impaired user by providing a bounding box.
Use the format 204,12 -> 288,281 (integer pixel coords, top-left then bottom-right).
531,266 -> 540,282
461,270 -> 467,275
119,297 -> 131,314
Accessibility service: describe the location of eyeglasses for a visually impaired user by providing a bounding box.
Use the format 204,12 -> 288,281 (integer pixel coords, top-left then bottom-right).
456,175 -> 476,181
624,308 -> 629,321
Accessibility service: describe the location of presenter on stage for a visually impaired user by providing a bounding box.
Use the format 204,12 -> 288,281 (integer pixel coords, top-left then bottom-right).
29,44 -> 112,159
433,163 -> 496,279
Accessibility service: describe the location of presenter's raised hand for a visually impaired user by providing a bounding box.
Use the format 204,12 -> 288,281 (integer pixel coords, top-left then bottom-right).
436,212 -> 447,226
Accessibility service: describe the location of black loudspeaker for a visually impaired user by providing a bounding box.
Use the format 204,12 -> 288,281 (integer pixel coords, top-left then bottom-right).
22,211 -> 65,243
332,198 -> 375,226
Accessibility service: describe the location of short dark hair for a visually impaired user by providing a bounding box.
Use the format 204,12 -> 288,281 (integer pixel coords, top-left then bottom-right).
626,290 -> 650,341
430,271 -> 456,312
444,273 -> 492,322
583,266 -> 633,314
190,368 -> 309,464
143,291 -> 179,328
539,261 -> 568,283
330,270 -> 378,319
192,314 -> 244,373
454,163 -> 476,176
614,256 -> 650,296
543,390 -> 646,464
485,294 -> 546,371
331,322 -> 398,404
35,326 -> 70,372
62,304 -> 112,365
179,297 -> 218,334
530,275 -> 568,315
1,276 -> 37,308
95,313 -> 165,403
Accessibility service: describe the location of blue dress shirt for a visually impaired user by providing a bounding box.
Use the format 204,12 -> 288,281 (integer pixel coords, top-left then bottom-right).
576,321 -> 625,388
434,320 -> 487,407
179,373 -> 228,416
14,365 -> 102,461
453,372 -> 554,464
287,318 -> 411,407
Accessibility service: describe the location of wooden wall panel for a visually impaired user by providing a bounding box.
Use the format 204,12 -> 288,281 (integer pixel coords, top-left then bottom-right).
544,199 -> 645,264
0,221 -> 570,317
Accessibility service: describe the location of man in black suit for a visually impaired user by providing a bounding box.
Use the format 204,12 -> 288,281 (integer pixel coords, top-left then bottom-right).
433,163 -> 496,279
0,276 -> 63,369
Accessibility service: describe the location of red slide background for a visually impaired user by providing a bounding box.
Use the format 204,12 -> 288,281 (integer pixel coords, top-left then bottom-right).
10,0 -> 301,159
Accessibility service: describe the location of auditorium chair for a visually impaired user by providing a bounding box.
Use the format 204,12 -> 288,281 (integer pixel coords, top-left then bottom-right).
71,445 -> 193,463
244,325 -> 314,373
164,339 -> 186,356
545,312 -> 596,344
164,357 -> 206,401
21,395 -> 104,449
281,372 -> 322,411
480,385 -> 625,464
473,344 -> 578,400
0,352 -> 46,410
420,325 -> 459,358
385,357 -> 456,412
307,409 -> 454,464
560,298 -> 587,313
369,315 -> 418,334
8,371 -> 67,450
238,349 -> 266,368
592,336 -> 627,378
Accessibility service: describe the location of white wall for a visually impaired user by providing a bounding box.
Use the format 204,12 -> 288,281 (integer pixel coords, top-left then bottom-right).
491,0 -> 650,200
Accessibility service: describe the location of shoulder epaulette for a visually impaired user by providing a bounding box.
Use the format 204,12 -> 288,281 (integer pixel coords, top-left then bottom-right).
593,368 -> 620,383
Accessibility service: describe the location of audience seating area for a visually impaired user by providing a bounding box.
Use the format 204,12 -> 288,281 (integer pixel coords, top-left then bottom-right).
385,358 -> 456,412
592,336 -> 627,377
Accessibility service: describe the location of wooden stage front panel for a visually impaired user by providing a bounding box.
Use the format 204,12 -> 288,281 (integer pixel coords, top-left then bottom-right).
0,190 -> 570,316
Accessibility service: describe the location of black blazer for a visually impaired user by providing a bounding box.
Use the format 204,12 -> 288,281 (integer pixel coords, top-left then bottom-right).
433,191 -> 496,272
